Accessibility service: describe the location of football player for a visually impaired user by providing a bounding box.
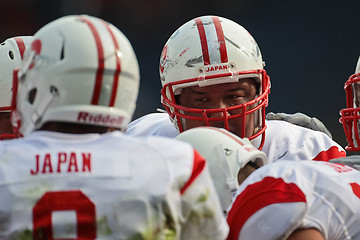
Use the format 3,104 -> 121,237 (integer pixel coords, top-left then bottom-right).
0,36 -> 32,139
227,160 -> 360,239
175,126 -> 267,213
126,15 -> 345,163
176,126 -> 360,239
338,56 -> 360,152
330,57 -> 360,168
0,15 -> 228,239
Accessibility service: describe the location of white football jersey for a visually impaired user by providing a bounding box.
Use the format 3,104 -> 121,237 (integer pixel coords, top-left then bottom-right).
126,113 -> 346,162
0,131 -> 228,240
227,160 -> 360,240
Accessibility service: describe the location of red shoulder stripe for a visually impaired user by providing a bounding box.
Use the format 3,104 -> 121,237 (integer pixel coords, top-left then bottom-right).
227,177 -> 306,240
180,150 -> 206,195
313,146 -> 346,162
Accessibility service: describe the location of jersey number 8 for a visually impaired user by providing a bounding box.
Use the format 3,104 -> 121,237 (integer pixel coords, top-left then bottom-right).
33,190 -> 96,239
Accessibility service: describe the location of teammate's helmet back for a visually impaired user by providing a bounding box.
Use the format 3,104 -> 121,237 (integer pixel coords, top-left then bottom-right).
11,15 -> 140,137
175,126 -> 267,212
0,36 -> 32,112
341,57 -> 360,151
160,16 -> 270,148
0,36 -> 32,139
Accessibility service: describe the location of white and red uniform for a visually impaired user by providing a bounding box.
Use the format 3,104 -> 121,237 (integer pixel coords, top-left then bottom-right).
126,113 -> 346,162
0,130 -> 228,239
227,160 -> 360,240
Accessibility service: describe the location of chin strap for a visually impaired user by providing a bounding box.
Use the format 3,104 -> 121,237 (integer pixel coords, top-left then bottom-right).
216,144 -> 238,196
23,87 -> 58,136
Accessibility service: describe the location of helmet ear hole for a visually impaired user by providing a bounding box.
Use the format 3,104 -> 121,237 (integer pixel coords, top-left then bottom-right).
28,88 -> 37,104
60,42 -> 65,60
8,51 -> 14,60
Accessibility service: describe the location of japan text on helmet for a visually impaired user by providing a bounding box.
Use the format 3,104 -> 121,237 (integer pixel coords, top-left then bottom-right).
0,36 -> 32,140
175,126 -> 267,212
11,15 -> 140,137
160,16 -> 270,149
340,56 -> 360,151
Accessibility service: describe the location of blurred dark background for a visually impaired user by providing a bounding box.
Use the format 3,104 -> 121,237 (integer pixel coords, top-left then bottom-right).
1,0 -> 359,150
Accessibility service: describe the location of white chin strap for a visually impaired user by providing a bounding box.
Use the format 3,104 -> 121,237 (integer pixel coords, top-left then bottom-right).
216,144 -> 238,196
24,90 -> 56,135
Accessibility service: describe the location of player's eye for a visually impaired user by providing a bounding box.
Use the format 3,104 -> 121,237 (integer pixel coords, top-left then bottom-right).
195,97 -> 208,102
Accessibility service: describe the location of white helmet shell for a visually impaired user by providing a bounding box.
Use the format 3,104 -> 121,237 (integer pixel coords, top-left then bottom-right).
12,15 -> 140,136
0,36 -> 32,112
160,15 -> 264,91
175,126 -> 268,212
159,16 -> 270,148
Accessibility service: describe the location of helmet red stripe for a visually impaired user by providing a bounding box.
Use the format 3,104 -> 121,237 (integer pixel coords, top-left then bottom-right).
195,17 -> 210,65
103,21 -> 121,107
79,15 -> 105,105
13,37 -> 26,59
211,16 -> 228,63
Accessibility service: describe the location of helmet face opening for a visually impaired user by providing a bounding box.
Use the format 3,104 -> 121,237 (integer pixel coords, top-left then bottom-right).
341,72 -> 360,151
159,16 -> 270,149
161,69 -> 270,144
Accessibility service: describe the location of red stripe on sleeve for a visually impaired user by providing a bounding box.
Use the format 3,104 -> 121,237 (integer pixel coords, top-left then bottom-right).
79,16 -> 105,105
195,18 -> 210,66
14,37 -> 26,59
102,21 -> 121,107
313,146 -> 346,162
180,150 -> 206,195
350,182 -> 360,199
211,16 -> 228,63
226,177 -> 306,240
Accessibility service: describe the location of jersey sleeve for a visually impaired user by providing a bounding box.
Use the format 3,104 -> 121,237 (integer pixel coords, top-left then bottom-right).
180,149 -> 229,240
258,120 -> 346,163
293,123 -> 346,161
227,176 -> 307,240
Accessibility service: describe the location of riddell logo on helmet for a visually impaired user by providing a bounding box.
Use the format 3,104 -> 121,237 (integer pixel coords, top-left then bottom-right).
206,64 -> 228,72
77,112 -> 123,125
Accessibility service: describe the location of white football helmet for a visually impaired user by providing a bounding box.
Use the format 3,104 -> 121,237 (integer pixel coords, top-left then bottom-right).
340,56 -> 360,151
11,15 -> 140,137
0,36 -> 32,112
175,126 -> 267,212
160,16 -> 270,149
0,36 -> 32,139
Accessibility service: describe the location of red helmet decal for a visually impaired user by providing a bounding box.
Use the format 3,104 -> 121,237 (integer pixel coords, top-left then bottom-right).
13,37 -> 26,59
159,44 -> 168,74
29,39 -> 42,70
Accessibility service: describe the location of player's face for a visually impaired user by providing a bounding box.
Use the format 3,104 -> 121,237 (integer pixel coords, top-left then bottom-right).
177,78 -> 258,138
